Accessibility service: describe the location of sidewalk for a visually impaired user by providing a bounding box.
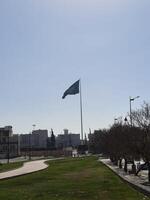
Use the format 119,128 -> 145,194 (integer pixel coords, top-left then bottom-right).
0,158 -> 59,180
100,158 -> 150,196
0,156 -> 50,164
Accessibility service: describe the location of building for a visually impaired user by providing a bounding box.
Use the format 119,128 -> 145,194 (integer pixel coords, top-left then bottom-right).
56,129 -> 80,149
0,126 -> 19,159
20,129 -> 48,150
32,129 -> 48,149
19,134 -> 30,150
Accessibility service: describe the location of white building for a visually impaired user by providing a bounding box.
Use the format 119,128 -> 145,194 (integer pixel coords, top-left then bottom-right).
56,129 -> 80,149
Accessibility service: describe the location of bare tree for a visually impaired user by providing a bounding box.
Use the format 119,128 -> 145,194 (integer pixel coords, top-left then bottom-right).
132,102 -> 150,181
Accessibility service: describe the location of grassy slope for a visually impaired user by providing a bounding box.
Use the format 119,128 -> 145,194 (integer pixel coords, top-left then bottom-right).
0,162 -> 23,173
0,157 -> 149,200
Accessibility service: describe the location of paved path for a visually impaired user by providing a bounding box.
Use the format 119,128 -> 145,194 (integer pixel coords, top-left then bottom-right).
0,158 -> 58,180
0,156 -> 48,164
100,158 -> 150,196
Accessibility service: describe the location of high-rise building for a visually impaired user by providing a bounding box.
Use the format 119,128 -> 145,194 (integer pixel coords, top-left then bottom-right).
20,129 -> 48,150
32,129 -> 48,149
0,126 -> 19,159
56,129 -> 80,149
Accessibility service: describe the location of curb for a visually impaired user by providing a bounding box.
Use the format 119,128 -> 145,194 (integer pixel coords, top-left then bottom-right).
100,159 -> 150,197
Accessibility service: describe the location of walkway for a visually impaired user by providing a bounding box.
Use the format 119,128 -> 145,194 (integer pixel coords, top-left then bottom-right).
0,158 -> 58,180
100,158 -> 150,196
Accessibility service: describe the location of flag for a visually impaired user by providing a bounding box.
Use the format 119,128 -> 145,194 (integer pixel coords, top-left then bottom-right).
62,80 -> 80,99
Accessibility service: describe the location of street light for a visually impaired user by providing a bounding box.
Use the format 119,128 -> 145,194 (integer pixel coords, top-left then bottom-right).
114,117 -> 122,124
114,118 -> 118,124
7,131 -> 10,164
32,124 -> 36,132
129,96 -> 140,126
29,133 -> 31,161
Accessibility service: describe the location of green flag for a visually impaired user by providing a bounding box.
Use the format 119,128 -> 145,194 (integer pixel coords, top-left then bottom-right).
62,80 -> 80,99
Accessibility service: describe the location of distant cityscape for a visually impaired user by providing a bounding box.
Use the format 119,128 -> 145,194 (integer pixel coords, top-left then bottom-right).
0,126 -> 88,159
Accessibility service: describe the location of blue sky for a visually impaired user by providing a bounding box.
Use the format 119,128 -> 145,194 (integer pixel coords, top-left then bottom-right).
0,0 -> 150,135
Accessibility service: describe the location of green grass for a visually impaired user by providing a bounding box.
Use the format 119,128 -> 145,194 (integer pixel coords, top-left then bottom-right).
0,156 -> 149,200
0,161 -> 23,173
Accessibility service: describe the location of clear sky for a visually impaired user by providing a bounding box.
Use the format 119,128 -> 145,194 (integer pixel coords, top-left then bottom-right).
0,0 -> 150,135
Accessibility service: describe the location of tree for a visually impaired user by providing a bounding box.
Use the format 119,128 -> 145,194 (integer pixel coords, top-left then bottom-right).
88,103 -> 150,181
91,122 -> 142,174
50,129 -> 56,150
132,102 -> 150,181
88,129 -> 108,154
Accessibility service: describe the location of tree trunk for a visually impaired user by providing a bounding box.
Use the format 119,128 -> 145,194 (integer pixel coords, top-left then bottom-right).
110,156 -> 114,162
131,161 -> 136,175
119,159 -> 122,169
148,162 -> 150,182
113,156 -> 118,165
113,159 -> 118,166
124,159 -> 128,173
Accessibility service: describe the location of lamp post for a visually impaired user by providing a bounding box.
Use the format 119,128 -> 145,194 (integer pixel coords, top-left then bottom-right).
114,118 -> 118,124
29,133 -> 31,161
29,124 -> 36,160
114,117 -> 121,124
7,132 -> 10,164
32,124 -> 36,131
129,96 -> 140,126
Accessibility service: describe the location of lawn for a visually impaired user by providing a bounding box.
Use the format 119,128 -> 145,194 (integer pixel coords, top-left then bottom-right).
0,161 -> 23,173
0,156 -> 149,200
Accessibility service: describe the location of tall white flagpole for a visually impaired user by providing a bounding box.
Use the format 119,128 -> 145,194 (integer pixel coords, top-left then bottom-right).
79,79 -> 84,144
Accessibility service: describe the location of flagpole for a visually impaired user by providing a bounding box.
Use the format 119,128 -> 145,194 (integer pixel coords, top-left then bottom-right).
79,79 -> 84,144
